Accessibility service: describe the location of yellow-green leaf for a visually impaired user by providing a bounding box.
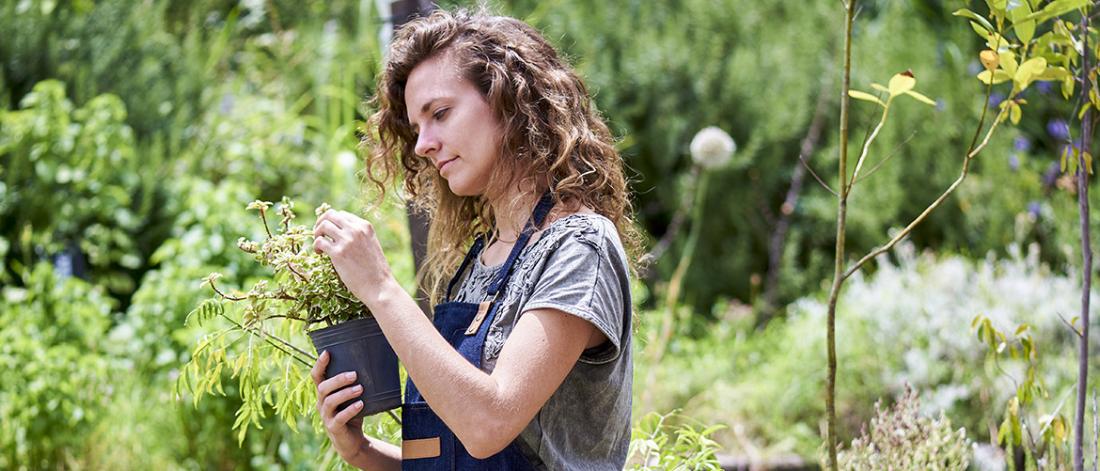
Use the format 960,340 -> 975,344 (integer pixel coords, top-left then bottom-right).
1015,57 -> 1048,88
1022,0 -> 1089,25
977,70 -> 1013,84
870,83 -> 889,93
888,73 -> 917,96
1010,102 -> 1022,124
1009,3 -> 1035,43
848,90 -> 885,106
1036,66 -> 1071,81
954,8 -> 997,34
1016,20 -> 1036,43
904,90 -> 936,106
970,21 -> 992,39
1000,51 -> 1019,76
1052,415 -> 1067,442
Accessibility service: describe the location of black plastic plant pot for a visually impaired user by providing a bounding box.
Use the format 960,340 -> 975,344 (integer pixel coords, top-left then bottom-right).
308,316 -> 401,419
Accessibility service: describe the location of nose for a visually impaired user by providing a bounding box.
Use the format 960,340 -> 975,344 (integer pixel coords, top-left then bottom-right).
414,128 -> 440,159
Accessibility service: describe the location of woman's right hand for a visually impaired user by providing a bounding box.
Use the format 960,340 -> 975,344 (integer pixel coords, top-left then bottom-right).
312,350 -> 370,465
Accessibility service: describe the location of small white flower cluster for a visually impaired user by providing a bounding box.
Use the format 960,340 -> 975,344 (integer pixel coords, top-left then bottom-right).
689,126 -> 737,170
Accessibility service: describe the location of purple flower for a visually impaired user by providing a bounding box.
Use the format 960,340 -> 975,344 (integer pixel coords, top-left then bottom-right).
1048,119 -> 1070,140
1043,162 -> 1060,187
1027,201 -> 1042,218
1014,136 -> 1031,152
988,92 -> 1006,107
1036,81 -> 1054,95
1008,154 -> 1019,171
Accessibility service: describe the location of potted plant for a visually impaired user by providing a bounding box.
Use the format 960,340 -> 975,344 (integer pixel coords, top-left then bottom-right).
178,198 -> 400,442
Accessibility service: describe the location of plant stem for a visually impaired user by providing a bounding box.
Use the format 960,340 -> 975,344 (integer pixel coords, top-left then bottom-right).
825,1 -> 855,468
847,100 -> 891,192
210,280 -> 246,301
643,167 -> 709,408
1075,8 -> 1094,471
219,311 -> 316,366
841,105 -> 1004,281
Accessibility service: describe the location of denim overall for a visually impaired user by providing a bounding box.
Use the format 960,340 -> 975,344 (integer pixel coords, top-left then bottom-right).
400,193 -> 554,470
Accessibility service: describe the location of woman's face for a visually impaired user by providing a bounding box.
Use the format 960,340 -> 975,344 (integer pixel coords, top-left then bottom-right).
405,53 -> 505,197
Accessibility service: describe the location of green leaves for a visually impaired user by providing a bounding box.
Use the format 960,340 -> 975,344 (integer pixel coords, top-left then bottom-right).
848,90 -> 885,106
850,72 -> 936,109
627,410 -> 724,470
953,8 -> 996,35
180,196 -> 376,444
1021,0 -> 1089,24
887,72 -> 916,96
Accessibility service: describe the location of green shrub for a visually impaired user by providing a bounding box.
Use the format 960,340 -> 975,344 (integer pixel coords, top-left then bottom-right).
627,410 -> 724,471
638,241 -> 1096,460
0,263 -> 115,469
829,388 -> 971,470
0,80 -> 167,295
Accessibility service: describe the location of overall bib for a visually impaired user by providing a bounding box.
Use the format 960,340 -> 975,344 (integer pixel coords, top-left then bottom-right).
400,193 -> 554,470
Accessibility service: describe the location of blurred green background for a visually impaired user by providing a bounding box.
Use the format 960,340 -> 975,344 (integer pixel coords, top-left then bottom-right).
2,0 -> 1098,469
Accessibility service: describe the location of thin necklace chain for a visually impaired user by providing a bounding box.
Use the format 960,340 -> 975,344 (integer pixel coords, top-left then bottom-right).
489,228 -> 519,246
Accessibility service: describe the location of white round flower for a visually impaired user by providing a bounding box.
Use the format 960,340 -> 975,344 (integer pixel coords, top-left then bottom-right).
689,126 -> 736,170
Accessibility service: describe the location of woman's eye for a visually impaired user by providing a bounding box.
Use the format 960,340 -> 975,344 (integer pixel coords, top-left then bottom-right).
433,108 -> 448,120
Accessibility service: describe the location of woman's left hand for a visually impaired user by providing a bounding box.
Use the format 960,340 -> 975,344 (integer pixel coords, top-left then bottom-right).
313,209 -> 394,306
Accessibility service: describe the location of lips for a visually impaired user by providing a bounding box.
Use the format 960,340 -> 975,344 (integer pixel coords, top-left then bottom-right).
437,156 -> 458,174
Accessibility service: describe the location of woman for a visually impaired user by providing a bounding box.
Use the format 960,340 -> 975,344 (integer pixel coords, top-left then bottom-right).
310,8 -> 641,470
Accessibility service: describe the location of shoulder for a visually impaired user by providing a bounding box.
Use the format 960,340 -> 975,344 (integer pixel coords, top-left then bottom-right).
540,211 -> 622,254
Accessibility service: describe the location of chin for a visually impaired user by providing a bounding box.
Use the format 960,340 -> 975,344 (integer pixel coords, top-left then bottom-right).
445,178 -> 488,197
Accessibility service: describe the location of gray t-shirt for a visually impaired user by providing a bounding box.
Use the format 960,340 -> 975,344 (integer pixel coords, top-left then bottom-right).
451,213 -> 633,470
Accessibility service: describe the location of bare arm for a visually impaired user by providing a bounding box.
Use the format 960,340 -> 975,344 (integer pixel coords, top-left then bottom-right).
312,209 -> 604,459
366,277 -> 601,458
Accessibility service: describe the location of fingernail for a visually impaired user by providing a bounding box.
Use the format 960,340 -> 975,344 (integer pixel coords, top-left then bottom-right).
352,385 -> 363,393
354,401 -> 363,408
344,372 -> 356,380
320,351 -> 328,359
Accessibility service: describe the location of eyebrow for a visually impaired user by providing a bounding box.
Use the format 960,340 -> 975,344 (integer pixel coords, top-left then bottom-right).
408,97 -> 445,130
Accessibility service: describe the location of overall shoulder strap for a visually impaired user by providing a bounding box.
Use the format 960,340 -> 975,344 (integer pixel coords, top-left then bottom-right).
486,191 -> 555,296
444,234 -> 487,302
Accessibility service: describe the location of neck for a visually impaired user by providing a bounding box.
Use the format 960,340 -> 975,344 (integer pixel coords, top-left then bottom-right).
489,189 -> 538,243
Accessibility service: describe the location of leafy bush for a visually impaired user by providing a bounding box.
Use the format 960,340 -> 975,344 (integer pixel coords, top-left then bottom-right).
638,241 -> 1097,460
830,387 -> 971,470
0,263 -> 115,469
0,80 -> 168,295
627,410 -> 724,471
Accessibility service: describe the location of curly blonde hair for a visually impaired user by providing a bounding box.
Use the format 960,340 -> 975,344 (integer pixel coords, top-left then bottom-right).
363,8 -> 644,305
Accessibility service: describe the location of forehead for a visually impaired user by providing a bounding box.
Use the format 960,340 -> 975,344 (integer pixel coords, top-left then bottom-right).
405,54 -> 466,118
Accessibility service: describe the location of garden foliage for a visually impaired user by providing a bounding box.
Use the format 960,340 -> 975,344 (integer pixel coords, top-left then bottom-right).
2,0 -> 1099,468
637,241 -> 1098,461
831,388 -> 971,470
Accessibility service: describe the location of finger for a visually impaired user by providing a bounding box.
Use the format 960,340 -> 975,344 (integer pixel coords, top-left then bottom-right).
313,235 -> 334,254
314,209 -> 342,229
335,211 -> 373,238
322,384 -> 364,419
330,400 -> 365,427
310,350 -> 329,385
313,220 -> 347,241
317,370 -> 357,398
